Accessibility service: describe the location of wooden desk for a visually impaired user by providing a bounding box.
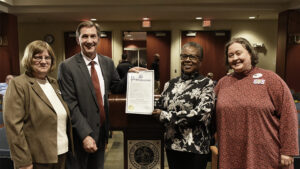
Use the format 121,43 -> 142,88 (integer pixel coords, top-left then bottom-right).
298,109 -> 300,128
108,94 -> 164,169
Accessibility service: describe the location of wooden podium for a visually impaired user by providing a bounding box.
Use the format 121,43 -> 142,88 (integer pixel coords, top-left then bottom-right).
109,94 -> 164,169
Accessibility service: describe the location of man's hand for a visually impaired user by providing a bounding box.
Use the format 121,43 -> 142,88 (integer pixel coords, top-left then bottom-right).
152,109 -> 162,115
281,154 -> 294,166
20,164 -> 33,169
128,67 -> 148,73
83,136 -> 98,153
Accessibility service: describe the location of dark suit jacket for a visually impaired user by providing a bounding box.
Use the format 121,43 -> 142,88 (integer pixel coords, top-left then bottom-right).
57,53 -> 126,163
3,73 -> 73,169
116,61 -> 132,79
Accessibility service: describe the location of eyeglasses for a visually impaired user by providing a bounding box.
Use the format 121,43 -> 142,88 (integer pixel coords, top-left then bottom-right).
33,55 -> 52,62
180,54 -> 199,61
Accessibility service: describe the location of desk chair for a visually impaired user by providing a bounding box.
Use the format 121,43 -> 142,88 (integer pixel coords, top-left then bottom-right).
0,94 -> 13,169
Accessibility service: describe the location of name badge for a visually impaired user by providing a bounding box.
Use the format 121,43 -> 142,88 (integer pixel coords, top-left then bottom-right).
253,73 -> 263,78
253,79 -> 265,85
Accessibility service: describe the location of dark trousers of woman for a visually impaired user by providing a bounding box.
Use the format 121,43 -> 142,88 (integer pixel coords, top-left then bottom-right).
166,149 -> 209,169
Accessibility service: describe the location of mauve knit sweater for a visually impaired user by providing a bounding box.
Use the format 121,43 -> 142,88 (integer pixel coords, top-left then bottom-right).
215,67 -> 299,169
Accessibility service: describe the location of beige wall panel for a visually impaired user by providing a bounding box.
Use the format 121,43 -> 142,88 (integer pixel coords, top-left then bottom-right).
18,20 -> 277,79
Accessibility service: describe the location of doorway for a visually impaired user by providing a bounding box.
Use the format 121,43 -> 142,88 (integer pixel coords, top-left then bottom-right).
64,31 -> 112,59
123,32 -> 147,68
122,31 -> 171,93
181,30 -> 230,81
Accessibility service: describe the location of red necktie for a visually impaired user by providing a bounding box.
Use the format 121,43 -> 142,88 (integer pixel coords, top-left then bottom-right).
90,61 -> 106,125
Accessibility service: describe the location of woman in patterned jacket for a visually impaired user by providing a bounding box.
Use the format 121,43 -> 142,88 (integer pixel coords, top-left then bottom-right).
153,42 -> 215,169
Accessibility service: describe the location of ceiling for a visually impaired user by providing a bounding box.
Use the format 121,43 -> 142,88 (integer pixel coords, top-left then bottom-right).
1,0 -> 300,23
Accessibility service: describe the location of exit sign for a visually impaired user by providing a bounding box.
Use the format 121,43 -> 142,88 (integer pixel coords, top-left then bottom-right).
202,20 -> 211,27
142,20 -> 151,28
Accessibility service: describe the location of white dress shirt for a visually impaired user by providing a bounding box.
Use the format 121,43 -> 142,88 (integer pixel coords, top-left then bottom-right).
37,79 -> 69,155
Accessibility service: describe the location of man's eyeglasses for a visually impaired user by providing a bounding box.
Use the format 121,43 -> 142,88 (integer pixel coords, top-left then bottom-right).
180,54 -> 199,61
33,55 -> 52,62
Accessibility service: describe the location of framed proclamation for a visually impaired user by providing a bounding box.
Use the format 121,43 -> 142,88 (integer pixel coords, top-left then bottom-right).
126,71 -> 154,115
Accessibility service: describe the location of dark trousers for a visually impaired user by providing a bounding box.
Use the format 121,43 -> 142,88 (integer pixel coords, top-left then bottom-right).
66,146 -> 105,169
87,149 -> 105,169
166,149 -> 209,169
32,153 -> 67,169
66,126 -> 106,169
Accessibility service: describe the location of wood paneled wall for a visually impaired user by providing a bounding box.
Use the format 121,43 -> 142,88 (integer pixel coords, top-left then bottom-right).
64,31 -> 112,59
122,31 -> 171,92
64,32 -> 79,59
147,31 -> 171,92
276,11 -> 289,79
0,13 -> 20,81
181,31 -> 230,81
123,40 -> 146,49
277,10 -> 300,92
98,32 -> 112,58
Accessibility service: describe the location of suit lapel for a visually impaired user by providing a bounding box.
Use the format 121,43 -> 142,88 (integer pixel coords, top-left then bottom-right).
28,76 -> 55,112
76,54 -> 99,108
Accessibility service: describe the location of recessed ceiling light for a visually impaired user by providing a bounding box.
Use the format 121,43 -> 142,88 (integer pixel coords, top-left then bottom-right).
196,17 -> 203,20
90,18 -> 97,21
249,16 -> 256,19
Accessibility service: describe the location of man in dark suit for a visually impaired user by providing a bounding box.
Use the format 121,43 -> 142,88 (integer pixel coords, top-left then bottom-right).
116,53 -> 132,79
58,21 -> 143,169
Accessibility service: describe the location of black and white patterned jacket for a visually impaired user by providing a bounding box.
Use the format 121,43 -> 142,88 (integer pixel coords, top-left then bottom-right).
156,72 -> 215,154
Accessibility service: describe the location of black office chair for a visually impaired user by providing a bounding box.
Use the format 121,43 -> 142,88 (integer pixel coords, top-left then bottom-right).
0,95 -> 13,169
0,127 -> 10,158
295,156 -> 300,168
295,102 -> 300,168
0,128 -> 13,169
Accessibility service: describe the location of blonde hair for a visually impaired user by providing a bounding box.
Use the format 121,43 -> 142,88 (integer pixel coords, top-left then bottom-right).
21,40 -> 56,73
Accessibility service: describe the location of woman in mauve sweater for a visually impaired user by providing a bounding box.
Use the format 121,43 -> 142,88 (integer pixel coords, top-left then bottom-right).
215,37 -> 298,169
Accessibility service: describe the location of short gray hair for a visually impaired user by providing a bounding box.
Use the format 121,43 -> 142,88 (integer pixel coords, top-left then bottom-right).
182,42 -> 204,61
76,21 -> 101,38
